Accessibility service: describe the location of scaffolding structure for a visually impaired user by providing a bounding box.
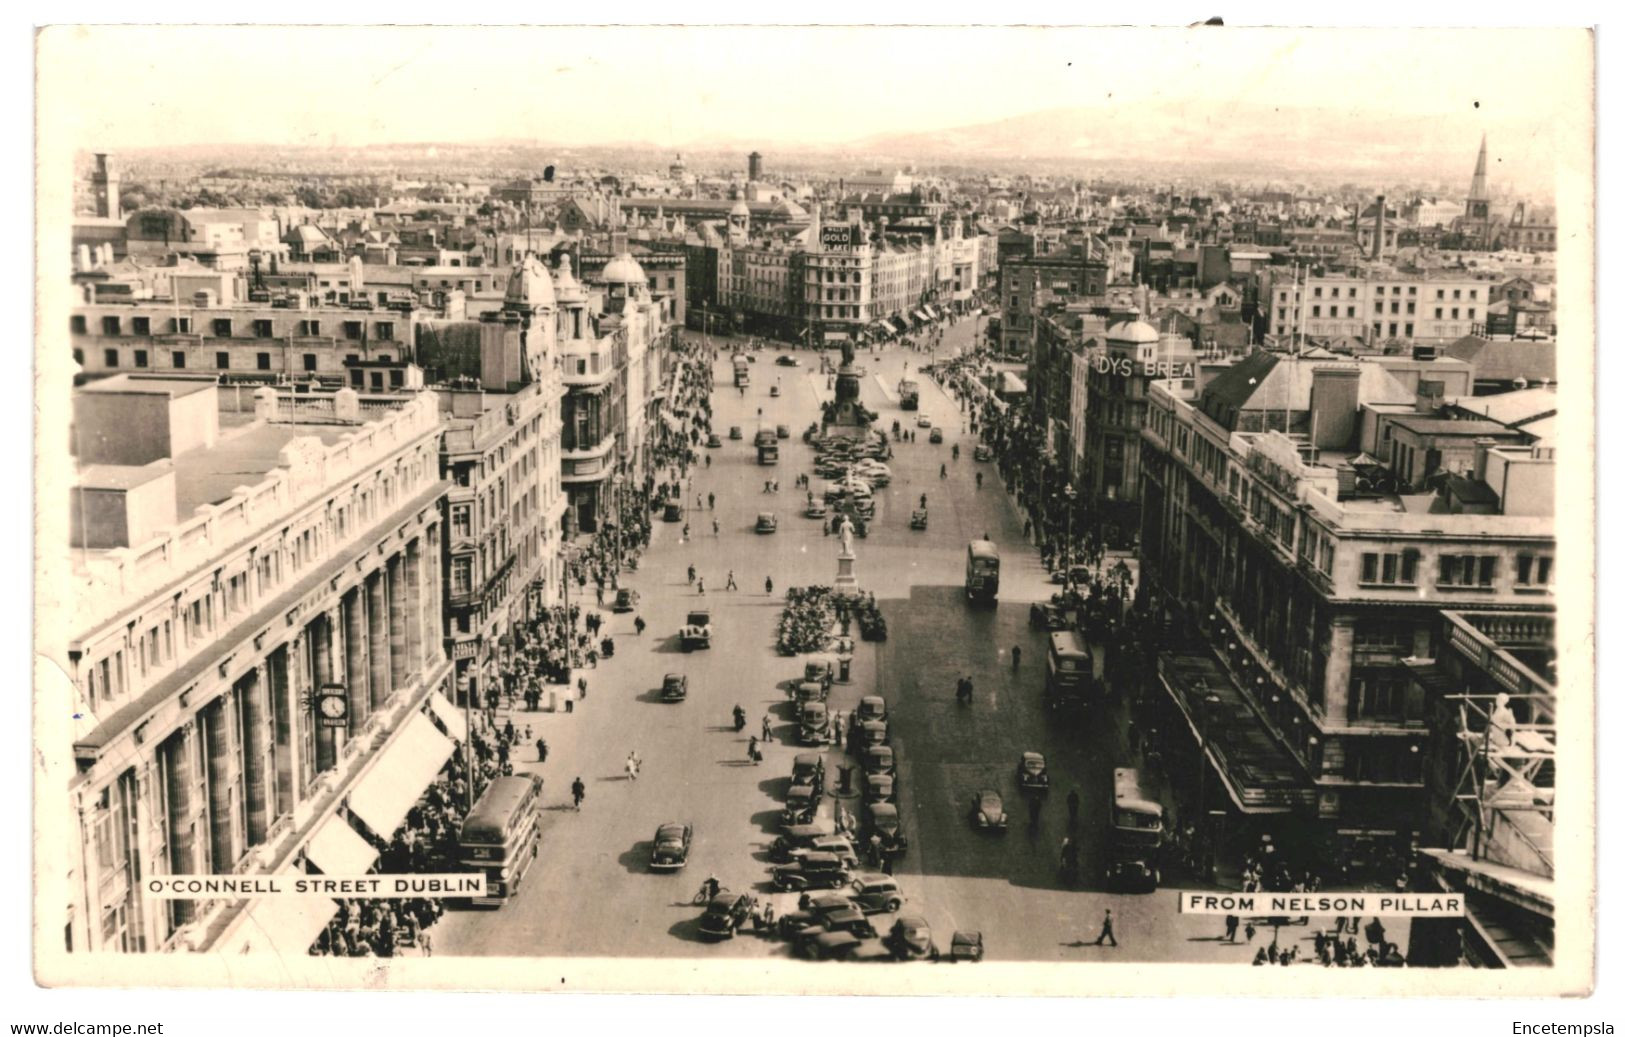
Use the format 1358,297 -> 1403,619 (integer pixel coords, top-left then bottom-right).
1449,688 -> 1556,875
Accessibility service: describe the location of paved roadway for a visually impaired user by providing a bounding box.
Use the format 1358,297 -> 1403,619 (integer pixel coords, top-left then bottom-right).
435,320 -> 1312,963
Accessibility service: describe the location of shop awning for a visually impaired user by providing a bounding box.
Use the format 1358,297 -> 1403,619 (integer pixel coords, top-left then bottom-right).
912,309 -> 930,324
427,690 -> 468,744
304,814 -> 378,876
886,317 -> 907,334
924,304 -> 941,320
346,712 -> 455,837
230,868 -> 338,955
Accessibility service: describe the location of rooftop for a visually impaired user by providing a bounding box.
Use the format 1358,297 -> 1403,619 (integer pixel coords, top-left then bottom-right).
171,421 -> 353,517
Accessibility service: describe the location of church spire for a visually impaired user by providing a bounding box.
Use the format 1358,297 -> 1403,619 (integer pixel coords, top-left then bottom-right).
1469,134 -> 1489,203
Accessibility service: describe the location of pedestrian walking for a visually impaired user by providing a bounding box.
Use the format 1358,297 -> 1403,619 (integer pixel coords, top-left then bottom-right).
687,564 -> 696,585
536,737 -> 549,763
1224,915 -> 1239,942
697,577 -> 705,595
748,735 -> 760,765
708,492 -> 715,510
761,715 -> 773,742
634,615 -> 646,636
713,518 -> 720,536
765,576 -> 774,595
1244,922 -> 1257,943
1093,909 -> 1118,947
417,930 -> 433,957
626,753 -> 638,781
571,777 -> 586,810
595,585 -> 604,606
1066,788 -> 1080,826
1011,645 -> 1022,670
726,570 -> 737,591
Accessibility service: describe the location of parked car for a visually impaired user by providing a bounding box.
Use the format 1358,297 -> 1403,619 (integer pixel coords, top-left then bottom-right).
916,414 -> 932,428
1016,752 -> 1050,793
860,744 -> 894,776
803,657 -> 836,690
973,444 -> 993,462
855,695 -> 889,725
856,720 -> 889,750
781,783 -> 821,827
791,752 -> 827,789
970,789 -> 1009,832
706,432 -> 723,448
947,930 -> 985,962
681,609 -> 712,651
697,891 -> 757,940
887,915 -> 939,960
661,673 -> 689,703
789,835 -> 861,871
793,681 -> 828,720
864,771 -> 895,806
776,424 -> 791,439
771,851 -> 850,892
779,896 -> 873,940
847,876 -> 906,915
1028,600 -> 1073,630
648,822 -> 692,870
1106,859 -> 1162,893
612,588 -> 640,613
729,426 -> 743,440
770,821 -> 837,862
805,498 -> 828,518
756,512 -> 779,534
799,701 -> 833,746
929,428 -> 944,444
776,355 -> 801,367
799,930 -> 891,962
868,802 -> 908,855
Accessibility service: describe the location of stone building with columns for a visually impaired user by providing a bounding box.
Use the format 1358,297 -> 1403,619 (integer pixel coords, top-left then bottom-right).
60,375 -> 453,953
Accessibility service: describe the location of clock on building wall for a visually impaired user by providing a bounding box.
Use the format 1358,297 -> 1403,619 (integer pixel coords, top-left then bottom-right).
318,683 -> 348,728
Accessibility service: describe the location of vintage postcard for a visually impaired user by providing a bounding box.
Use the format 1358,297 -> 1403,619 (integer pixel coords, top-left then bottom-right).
31,24 -> 1595,999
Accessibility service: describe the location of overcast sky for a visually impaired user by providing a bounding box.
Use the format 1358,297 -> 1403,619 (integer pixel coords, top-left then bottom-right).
39,25 -> 1589,153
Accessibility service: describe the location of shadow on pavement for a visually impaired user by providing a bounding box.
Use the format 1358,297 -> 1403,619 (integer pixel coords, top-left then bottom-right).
617,843 -> 653,875
755,775 -> 791,799
651,636 -> 686,654
636,688 -> 674,704
748,808 -> 784,835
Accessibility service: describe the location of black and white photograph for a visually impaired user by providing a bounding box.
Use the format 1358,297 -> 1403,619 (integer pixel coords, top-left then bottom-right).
25,20 -> 1598,1011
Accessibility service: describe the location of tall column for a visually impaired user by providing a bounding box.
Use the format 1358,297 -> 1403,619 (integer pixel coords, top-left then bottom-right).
291,633 -> 314,797
404,540 -> 425,677
425,525 -> 443,664
366,570 -> 390,711
270,646 -> 298,812
342,590 -> 370,732
241,665 -> 271,846
387,553 -> 408,695
163,722 -> 199,925
203,694 -> 238,872
311,613 -> 338,771
1325,615 -> 1356,724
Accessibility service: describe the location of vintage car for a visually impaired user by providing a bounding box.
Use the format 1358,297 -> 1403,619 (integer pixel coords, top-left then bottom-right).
612,588 -> 640,613
973,443 -> 993,462
928,428 -> 944,444
863,770 -> 896,806
797,930 -> 892,962
868,802 -> 908,855
947,930 -> 985,962
970,789 -> 1009,832
1016,752 -> 1050,793
729,425 -> 743,440
660,673 -> 689,703
791,752 -> 826,788
1028,600 -> 1074,631
780,783 -> 821,827
769,821 -> 837,862
706,432 -> 723,448
663,501 -> 684,522
769,385 -> 781,397
909,509 -> 928,530
771,851 -> 850,892
779,897 -> 873,940
1106,858 -> 1162,894
887,915 -> 939,960
853,461 -> 891,486
697,891 -> 757,940
1050,564 -> 1092,586
793,682 -> 828,720
916,414 -> 932,428
788,835 -> 861,871
805,498 -> 829,519
803,657 -> 836,690
776,355 -> 801,367
776,424 -> 791,439
648,822 -> 693,870
860,744 -> 895,777
855,695 -> 889,725
799,701 -> 833,746
855,719 -> 889,750
755,429 -> 777,448
681,609 -> 712,651
756,512 -> 779,534
847,876 -> 906,915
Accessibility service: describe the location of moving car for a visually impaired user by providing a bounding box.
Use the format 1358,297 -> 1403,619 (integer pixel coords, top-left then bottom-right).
909,509 -> 928,530
697,891 -> 757,940
974,444 -> 993,462
917,414 -> 932,428
706,432 -> 723,448
755,429 -> 776,447
868,802 -> 908,855
771,851 -> 850,892
681,609 -> 712,651
805,498 -> 828,519
612,588 -> 640,613
847,876 -> 906,915
970,789 -> 1009,832
929,428 -> 944,444
769,385 -> 781,398
1028,600 -> 1074,631
1106,858 -> 1162,894
861,744 -> 895,776
1017,752 -> 1050,793
661,673 -> 689,703
776,424 -> 791,439
887,916 -> 939,961
729,426 -> 743,440
663,501 -> 684,522
649,822 -> 692,870
756,512 -> 779,534
776,355 -> 800,367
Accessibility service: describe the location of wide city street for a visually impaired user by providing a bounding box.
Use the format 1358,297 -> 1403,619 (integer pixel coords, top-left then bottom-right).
438,319 -> 1295,963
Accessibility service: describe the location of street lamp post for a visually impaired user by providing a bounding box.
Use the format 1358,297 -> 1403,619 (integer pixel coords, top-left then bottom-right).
1063,483 -> 1077,579
1195,687 -> 1223,863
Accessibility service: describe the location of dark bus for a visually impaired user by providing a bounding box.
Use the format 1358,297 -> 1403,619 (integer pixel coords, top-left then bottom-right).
1044,630 -> 1095,713
733,354 -> 750,387
965,540 -> 1000,602
1107,767 -> 1163,891
458,774 -> 543,907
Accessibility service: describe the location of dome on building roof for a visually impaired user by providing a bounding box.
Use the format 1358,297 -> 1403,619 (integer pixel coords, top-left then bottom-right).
504,254 -> 556,309
1107,318 -> 1159,345
600,251 -> 647,285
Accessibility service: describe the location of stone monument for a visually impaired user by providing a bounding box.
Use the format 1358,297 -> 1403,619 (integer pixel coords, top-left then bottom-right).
827,337 -> 871,432
833,514 -> 861,598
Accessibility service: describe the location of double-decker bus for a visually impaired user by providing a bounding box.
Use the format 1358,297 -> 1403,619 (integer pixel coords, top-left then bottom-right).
732,354 -> 750,387
965,540 -> 1000,602
1044,630 -> 1095,714
898,379 -> 920,410
1107,767 -> 1163,891
458,774 -> 543,907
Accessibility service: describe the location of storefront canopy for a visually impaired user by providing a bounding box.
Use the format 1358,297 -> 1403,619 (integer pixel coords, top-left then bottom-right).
887,317 -> 907,334
346,712 -> 454,838
304,814 -> 379,876
924,304 -> 941,320
912,309 -> 930,325
427,690 -> 468,744
228,867 -> 338,955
